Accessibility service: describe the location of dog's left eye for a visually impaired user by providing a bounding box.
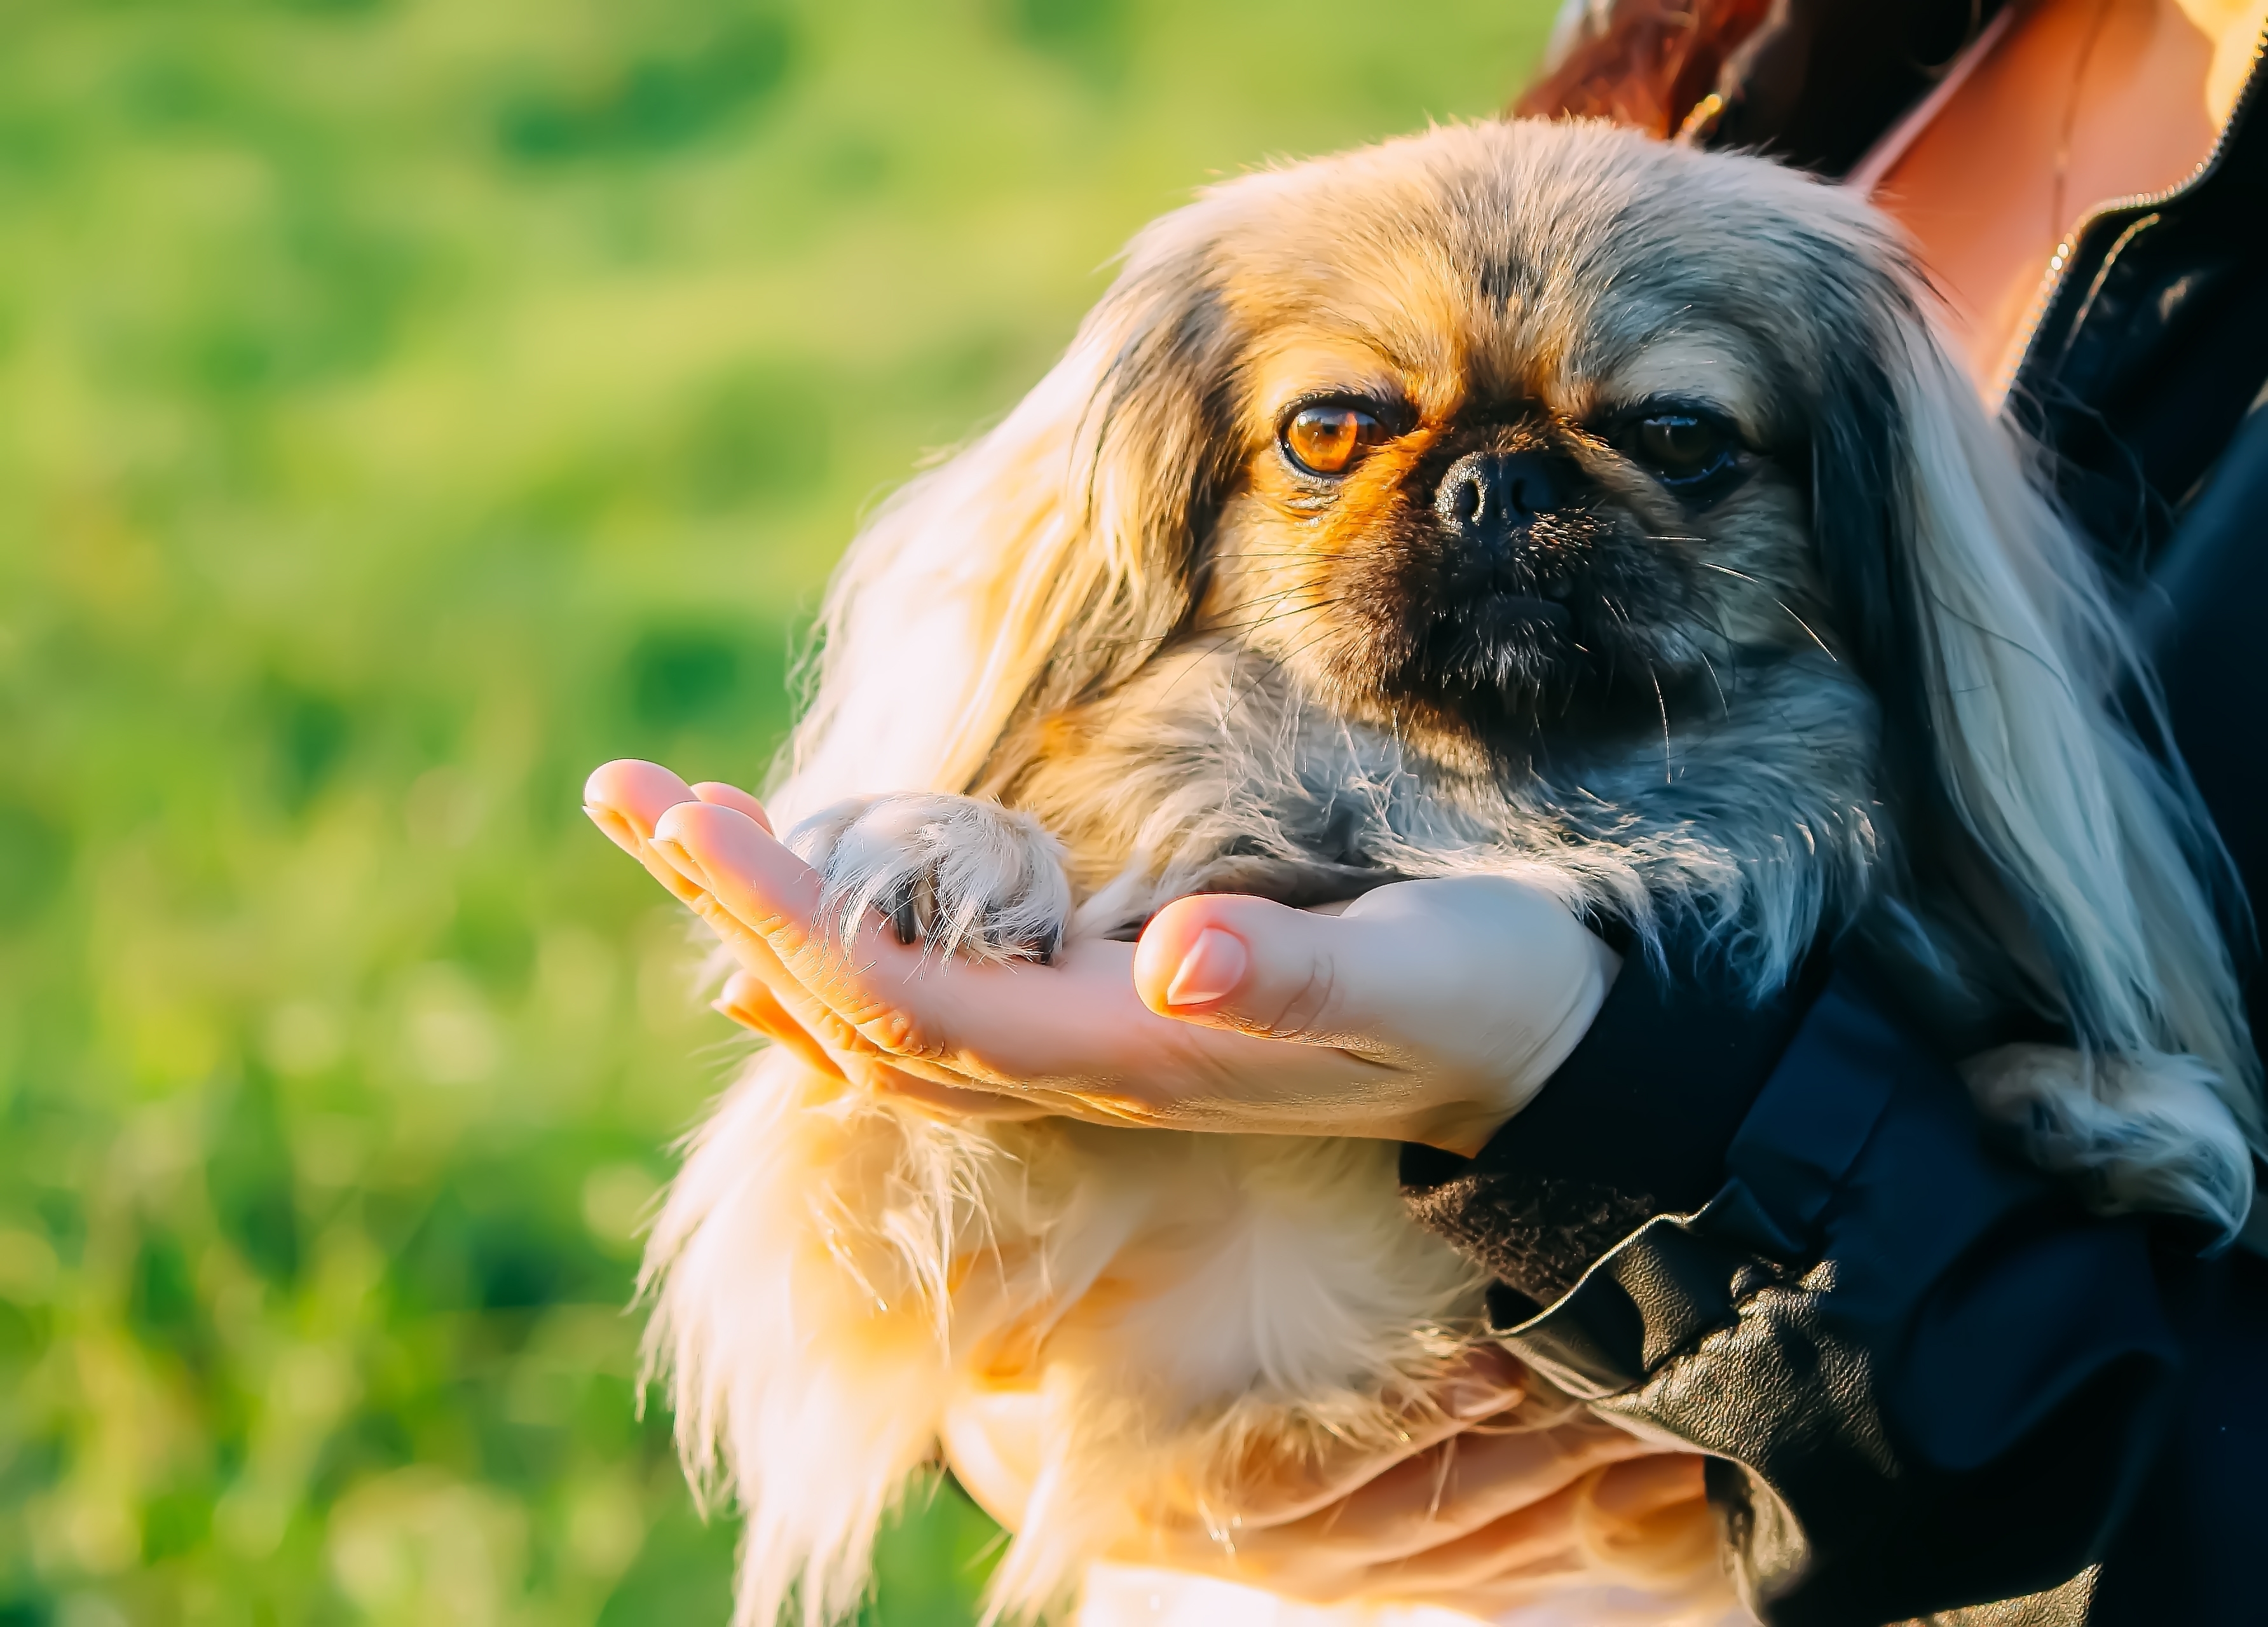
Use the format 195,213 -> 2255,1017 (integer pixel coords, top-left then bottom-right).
1622,412 -> 1737,489
1282,404 -> 1387,477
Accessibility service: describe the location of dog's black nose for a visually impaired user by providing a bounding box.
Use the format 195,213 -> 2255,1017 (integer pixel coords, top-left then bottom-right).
1433,450 -> 1566,540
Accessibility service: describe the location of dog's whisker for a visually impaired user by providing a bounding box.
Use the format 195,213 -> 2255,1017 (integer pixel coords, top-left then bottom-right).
1078,593 -> 1348,652
1768,599 -> 1834,658
1692,561 -> 1836,658
1194,597 -> 1352,640
1698,646 -> 1730,718
1692,560 -> 1763,583
1224,620 -> 1347,718
1648,660 -> 1672,783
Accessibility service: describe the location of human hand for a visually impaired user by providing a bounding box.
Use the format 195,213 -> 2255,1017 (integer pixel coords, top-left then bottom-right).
582,759 -> 1618,1154
943,1347 -> 1714,1609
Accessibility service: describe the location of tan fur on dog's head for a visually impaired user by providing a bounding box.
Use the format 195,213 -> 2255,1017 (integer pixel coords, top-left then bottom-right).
1184,136 -> 1836,766
792,123 -> 1857,801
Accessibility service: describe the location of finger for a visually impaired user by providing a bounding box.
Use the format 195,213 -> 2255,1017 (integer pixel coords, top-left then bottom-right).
585,759 -> 698,840
1570,1454 -> 1718,1577
1133,892 -> 1342,1038
646,799 -> 948,1049
652,801 -> 1166,1084
1159,1470 -> 1590,1607
1330,1476 -> 1594,1599
587,767 -> 918,1079
1135,878 -> 1618,1151
1192,1417 -> 1655,1571
648,800 -> 839,965
598,773 -> 1132,1120
714,969 -> 847,1080
585,770 -> 821,1008
634,803 -> 943,1077
691,780 -> 773,833
720,969 -> 1117,1124
1587,1452 -> 1708,1522
1132,888 -> 1479,1053
868,1071 -> 1068,1122
1334,1453 -> 1712,1603
584,759 -> 706,903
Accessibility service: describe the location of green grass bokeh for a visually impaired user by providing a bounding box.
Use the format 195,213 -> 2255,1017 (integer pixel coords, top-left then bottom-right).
0,3 -> 1554,1621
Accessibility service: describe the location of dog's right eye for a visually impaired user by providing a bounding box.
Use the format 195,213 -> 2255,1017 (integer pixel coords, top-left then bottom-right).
1282,404 -> 1386,477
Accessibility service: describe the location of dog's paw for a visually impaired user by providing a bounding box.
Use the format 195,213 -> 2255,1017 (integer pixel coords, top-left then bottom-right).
788,793 -> 1074,964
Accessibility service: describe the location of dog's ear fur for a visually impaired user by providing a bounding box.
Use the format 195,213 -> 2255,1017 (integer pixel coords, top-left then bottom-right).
772,204 -> 1245,826
1815,251 -> 2263,1240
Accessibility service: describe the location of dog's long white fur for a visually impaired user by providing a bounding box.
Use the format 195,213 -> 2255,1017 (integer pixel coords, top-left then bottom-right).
1887,330 -> 2258,1225
641,121 -> 2262,1627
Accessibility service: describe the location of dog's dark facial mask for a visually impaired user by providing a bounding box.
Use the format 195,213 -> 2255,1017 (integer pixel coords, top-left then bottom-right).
1176,163 -> 1861,774
1333,398 -> 1802,747
1206,371 -> 1825,768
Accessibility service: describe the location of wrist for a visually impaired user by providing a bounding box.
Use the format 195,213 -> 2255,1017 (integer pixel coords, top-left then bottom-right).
1520,925 -> 1624,1105
1405,928 -> 1622,1157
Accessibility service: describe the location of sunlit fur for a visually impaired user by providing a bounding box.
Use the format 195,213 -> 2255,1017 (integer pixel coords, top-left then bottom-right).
642,119 -> 2263,1627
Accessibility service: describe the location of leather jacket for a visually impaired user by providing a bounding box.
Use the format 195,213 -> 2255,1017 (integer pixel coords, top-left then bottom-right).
1401,14 -> 2268,1624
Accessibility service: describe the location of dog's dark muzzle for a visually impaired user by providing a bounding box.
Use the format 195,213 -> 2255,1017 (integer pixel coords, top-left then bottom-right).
1433,449 -> 1581,627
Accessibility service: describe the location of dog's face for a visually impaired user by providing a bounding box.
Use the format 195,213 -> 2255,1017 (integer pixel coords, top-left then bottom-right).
1105,125 -> 1912,769
1215,295 -> 1818,758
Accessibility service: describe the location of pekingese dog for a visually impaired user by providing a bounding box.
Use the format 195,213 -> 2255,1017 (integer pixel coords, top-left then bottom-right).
639,119 -> 2262,1625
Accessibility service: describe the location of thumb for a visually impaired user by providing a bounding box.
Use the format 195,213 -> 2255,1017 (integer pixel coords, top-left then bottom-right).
1135,877 -> 1617,1070
1133,893 -> 1383,1049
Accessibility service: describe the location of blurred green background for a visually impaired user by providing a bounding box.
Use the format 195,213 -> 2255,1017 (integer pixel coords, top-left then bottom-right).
0,3 -> 1555,1623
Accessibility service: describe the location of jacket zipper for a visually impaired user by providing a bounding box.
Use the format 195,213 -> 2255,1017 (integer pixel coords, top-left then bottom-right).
1991,20 -> 2268,406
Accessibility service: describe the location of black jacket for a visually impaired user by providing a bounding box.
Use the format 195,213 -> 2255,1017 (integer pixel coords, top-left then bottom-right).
1406,956 -> 2268,1625
1401,15 -> 2268,1624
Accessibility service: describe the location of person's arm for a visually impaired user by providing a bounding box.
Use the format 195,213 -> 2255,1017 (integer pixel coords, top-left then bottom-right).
1406,950 -> 2190,1624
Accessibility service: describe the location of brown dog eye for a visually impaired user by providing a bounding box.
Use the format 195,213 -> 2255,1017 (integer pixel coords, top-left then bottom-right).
1283,404 -> 1384,477
1627,413 -> 1734,487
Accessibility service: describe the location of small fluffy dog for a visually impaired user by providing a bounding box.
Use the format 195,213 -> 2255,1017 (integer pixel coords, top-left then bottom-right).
641,119 -> 2263,1625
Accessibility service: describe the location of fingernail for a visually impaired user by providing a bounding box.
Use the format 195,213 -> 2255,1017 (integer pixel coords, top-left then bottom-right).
1165,927 -> 1247,1008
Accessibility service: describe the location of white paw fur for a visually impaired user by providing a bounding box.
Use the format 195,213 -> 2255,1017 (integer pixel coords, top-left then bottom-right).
791,792 -> 1075,964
